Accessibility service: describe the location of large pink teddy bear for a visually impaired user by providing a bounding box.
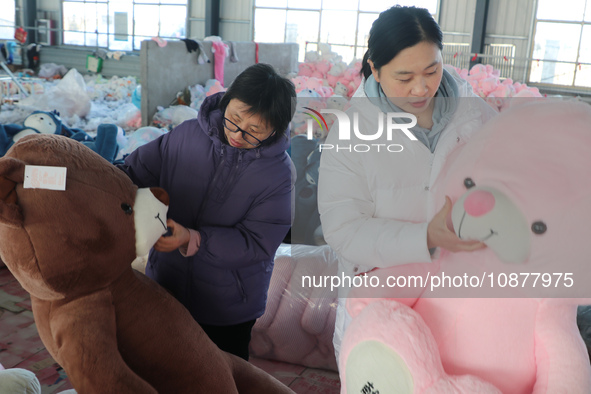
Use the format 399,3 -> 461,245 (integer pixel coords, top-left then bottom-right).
339,100 -> 591,393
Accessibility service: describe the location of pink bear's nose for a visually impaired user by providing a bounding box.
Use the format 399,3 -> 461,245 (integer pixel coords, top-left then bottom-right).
463,190 -> 495,217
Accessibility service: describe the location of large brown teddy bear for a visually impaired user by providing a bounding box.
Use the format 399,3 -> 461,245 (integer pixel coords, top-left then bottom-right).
0,134 -> 294,394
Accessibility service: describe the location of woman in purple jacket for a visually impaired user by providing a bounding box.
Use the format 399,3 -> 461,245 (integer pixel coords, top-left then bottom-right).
118,63 -> 296,360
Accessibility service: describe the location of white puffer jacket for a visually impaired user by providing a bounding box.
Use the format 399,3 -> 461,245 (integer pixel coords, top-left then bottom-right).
318,66 -> 498,277
318,66 -> 498,359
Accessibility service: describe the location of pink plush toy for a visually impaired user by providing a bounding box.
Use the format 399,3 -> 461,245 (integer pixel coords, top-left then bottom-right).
315,85 -> 334,98
451,66 -> 469,80
327,62 -> 347,87
452,64 -> 543,111
298,63 -> 315,78
333,81 -> 349,97
305,77 -> 324,93
249,245 -> 339,371
477,77 -> 499,97
314,60 -> 331,79
204,79 -> 226,96
467,63 -> 489,79
291,76 -> 309,93
341,68 -> 357,84
486,84 -> 513,112
350,60 -> 362,75
339,100 -> 591,393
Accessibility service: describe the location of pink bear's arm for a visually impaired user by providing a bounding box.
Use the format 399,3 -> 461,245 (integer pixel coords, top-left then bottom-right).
533,300 -> 591,393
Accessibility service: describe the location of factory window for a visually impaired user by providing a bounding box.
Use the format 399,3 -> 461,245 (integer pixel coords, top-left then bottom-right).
62,0 -> 187,51
0,1 -> 16,40
529,0 -> 591,88
253,0 -> 439,63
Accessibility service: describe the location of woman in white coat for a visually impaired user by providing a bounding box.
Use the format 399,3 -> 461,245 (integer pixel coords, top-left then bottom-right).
317,5 -> 498,359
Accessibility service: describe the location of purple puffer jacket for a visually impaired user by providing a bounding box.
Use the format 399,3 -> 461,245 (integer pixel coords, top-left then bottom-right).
118,93 -> 294,325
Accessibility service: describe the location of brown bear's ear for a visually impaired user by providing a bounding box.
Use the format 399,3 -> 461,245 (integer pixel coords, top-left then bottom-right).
0,157 -> 25,228
150,187 -> 170,206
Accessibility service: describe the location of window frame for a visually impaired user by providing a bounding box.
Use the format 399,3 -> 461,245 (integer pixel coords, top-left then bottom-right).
252,1 -> 441,64
528,0 -> 591,88
60,0 -> 188,51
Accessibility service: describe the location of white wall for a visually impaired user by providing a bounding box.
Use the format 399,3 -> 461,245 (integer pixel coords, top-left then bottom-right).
36,0 -> 60,11
219,0 -> 253,41
188,0 -> 205,39
440,0 -> 476,44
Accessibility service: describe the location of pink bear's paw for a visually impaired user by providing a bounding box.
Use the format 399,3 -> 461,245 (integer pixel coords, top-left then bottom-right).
344,339 -> 414,393
339,300 -> 502,393
339,300 -> 445,393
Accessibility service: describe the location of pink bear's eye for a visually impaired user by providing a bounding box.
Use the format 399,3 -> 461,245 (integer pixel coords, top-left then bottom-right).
531,221 -> 547,235
463,177 -> 476,189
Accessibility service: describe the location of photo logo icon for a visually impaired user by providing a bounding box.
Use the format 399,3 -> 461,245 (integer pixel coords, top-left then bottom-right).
304,107 -> 328,139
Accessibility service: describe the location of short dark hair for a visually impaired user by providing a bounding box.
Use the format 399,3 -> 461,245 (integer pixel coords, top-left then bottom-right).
220,63 -> 296,145
361,6 -> 443,79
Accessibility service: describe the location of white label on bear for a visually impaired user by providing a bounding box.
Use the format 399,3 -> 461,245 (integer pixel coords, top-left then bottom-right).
23,165 -> 67,191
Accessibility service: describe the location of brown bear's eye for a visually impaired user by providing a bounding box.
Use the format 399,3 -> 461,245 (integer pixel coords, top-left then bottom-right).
464,178 -> 476,189
121,203 -> 133,215
531,221 -> 547,235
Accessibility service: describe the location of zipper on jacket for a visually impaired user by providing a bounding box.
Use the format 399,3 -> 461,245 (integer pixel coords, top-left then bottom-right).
195,144 -> 226,225
232,270 -> 247,303
218,150 -> 244,200
188,144 -> 226,310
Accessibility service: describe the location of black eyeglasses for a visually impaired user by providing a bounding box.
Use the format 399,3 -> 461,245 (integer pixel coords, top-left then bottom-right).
223,117 -> 275,147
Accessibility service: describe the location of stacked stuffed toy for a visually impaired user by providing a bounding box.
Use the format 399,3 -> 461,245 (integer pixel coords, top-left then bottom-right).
339,100 -> 591,393
0,110 -> 121,162
452,64 -> 543,112
0,134 -> 294,393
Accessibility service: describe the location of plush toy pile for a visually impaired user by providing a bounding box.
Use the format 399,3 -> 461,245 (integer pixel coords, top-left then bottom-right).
451,63 -> 543,112
291,44 -> 362,100
339,99 -> 591,393
0,70 -> 142,136
250,244 -> 339,371
151,105 -> 199,130
0,79 -> 45,104
0,134 -> 295,393
151,79 -> 224,130
85,74 -> 138,103
15,69 -> 92,119
0,110 -> 122,163
116,126 -> 167,161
